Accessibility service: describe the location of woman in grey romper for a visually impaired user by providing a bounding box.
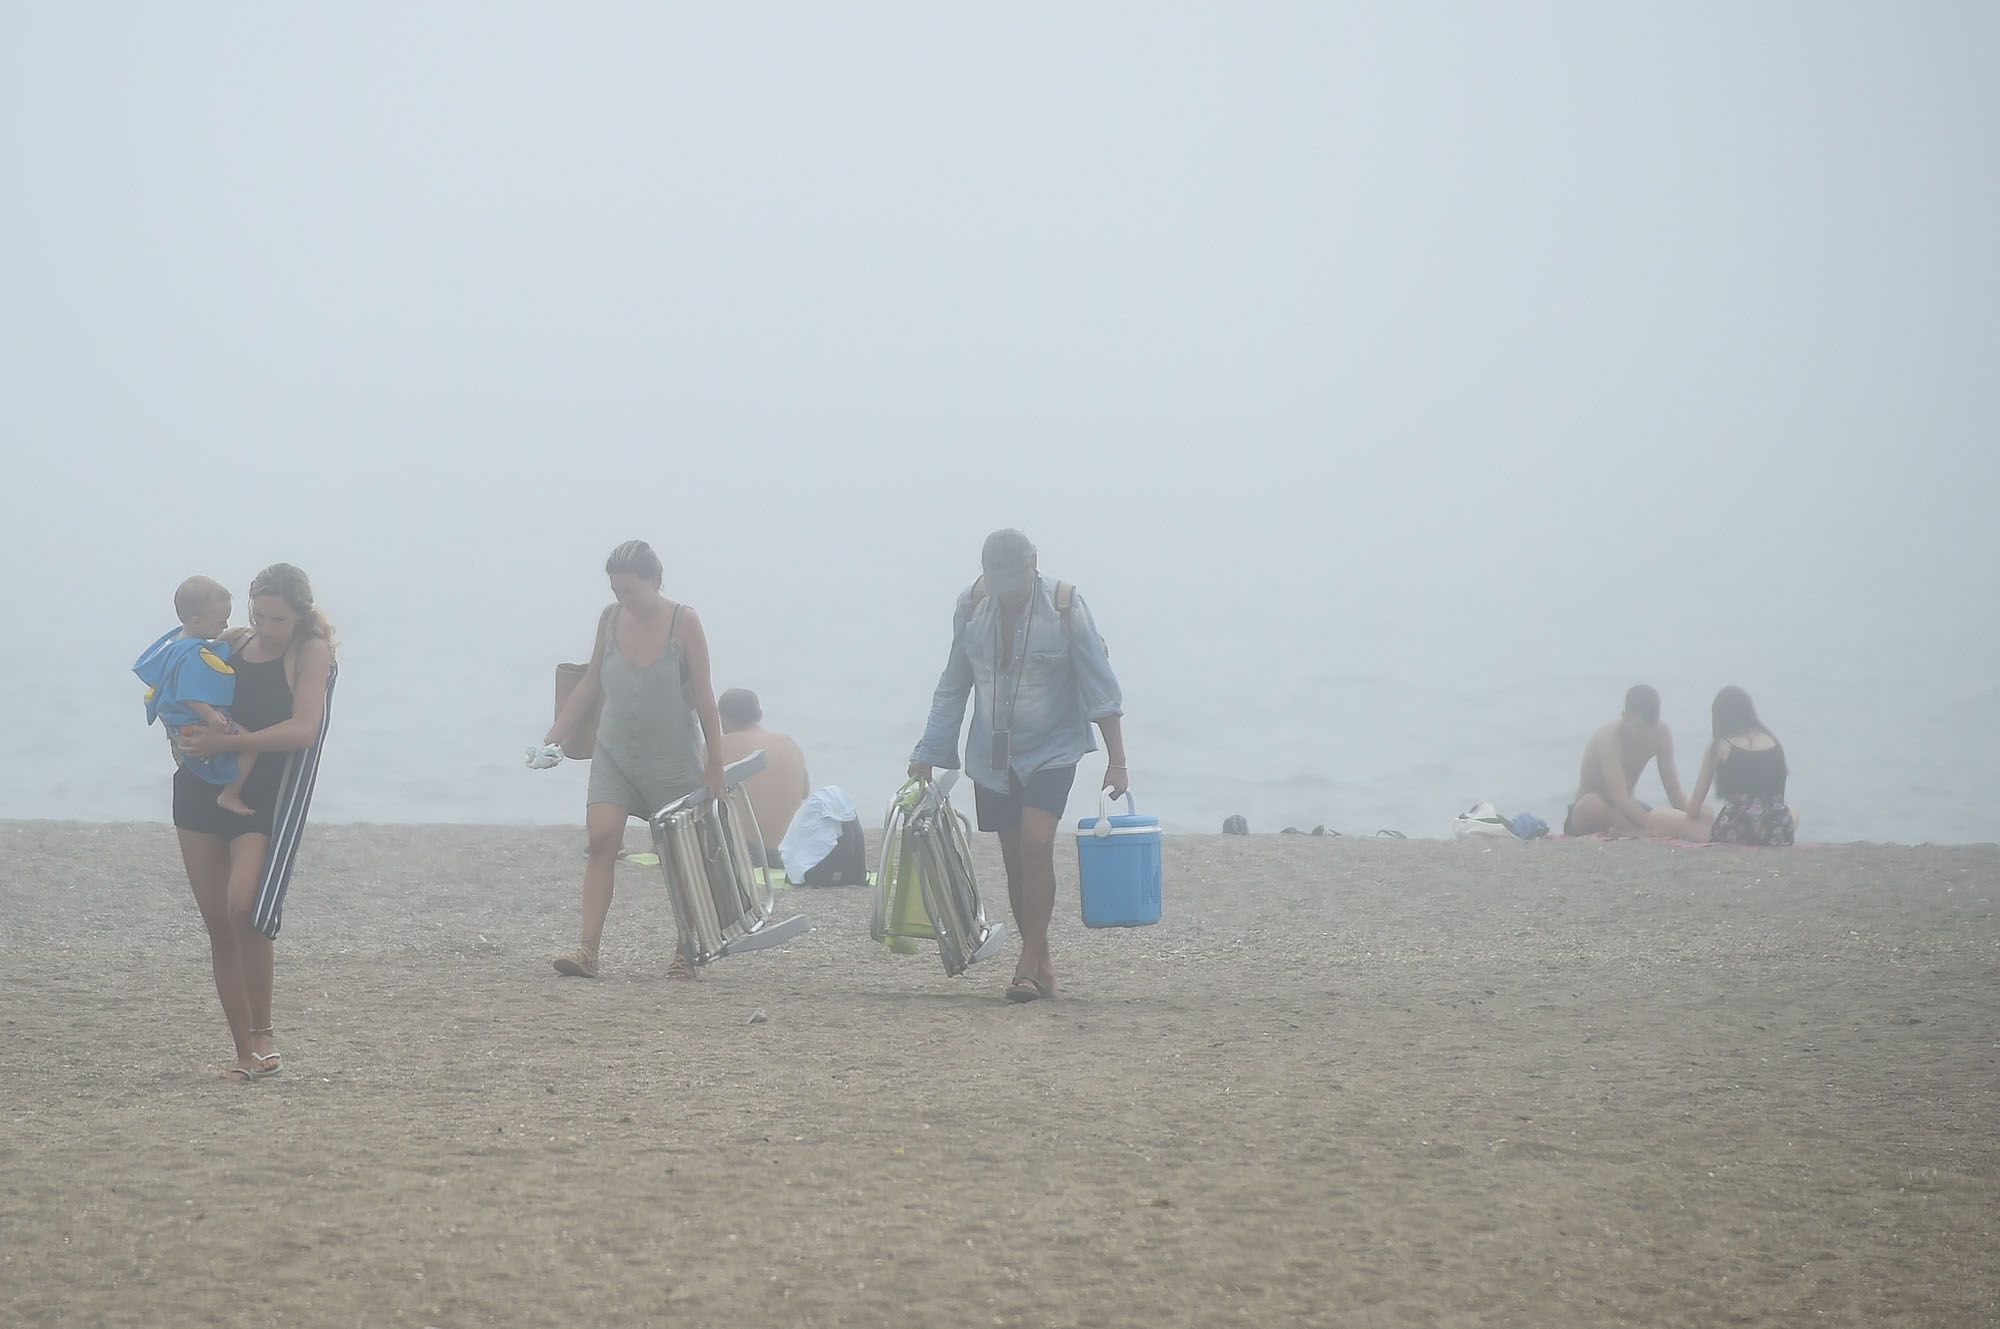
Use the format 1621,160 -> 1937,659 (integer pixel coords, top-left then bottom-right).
544,540 -> 727,978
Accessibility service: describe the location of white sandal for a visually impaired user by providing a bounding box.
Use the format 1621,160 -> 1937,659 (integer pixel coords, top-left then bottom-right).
250,1025 -> 281,1074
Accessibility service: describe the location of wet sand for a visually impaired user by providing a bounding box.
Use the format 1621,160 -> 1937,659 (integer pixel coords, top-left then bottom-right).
2,821 -> 1995,1328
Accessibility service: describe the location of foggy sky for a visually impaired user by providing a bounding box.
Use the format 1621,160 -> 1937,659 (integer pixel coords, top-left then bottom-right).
4,5 -> 1996,836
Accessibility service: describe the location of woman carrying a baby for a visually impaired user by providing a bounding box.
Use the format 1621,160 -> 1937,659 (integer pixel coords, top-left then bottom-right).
155,564 -> 337,1084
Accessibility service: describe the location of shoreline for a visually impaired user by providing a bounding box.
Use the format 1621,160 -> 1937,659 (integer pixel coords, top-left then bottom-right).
7,817 -> 1996,850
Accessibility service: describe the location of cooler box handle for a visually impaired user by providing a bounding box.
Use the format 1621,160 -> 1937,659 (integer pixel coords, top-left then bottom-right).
1092,789 -> 1137,838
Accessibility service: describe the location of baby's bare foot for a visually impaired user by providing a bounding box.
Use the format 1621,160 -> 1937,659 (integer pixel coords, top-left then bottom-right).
219,792 -> 253,816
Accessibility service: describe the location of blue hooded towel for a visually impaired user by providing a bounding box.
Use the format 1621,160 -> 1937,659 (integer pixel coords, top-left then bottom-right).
133,627 -> 240,785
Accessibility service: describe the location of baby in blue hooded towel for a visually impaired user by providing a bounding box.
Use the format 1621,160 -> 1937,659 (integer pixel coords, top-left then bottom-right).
134,576 -> 257,816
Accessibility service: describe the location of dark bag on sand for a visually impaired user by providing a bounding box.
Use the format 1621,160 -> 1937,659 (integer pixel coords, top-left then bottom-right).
800,818 -> 868,887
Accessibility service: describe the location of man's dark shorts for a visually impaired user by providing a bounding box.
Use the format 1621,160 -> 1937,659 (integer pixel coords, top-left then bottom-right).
974,765 -> 1077,833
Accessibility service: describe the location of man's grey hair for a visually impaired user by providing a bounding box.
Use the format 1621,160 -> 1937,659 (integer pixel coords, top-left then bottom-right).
981,528 -> 1037,574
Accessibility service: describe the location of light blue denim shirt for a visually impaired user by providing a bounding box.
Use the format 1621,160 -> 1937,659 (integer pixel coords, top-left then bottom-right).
911,574 -> 1123,792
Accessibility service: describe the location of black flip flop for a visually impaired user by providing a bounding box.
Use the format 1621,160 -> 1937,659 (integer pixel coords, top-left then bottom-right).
1004,975 -> 1051,1004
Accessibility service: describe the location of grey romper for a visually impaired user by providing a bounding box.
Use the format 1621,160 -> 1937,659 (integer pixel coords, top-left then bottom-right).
587,605 -> 704,819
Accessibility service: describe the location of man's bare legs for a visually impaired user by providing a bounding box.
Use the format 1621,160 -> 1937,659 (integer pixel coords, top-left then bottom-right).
1565,794 -> 1620,836
1570,794 -> 1713,840
996,806 -> 1061,995
178,828 -> 263,1079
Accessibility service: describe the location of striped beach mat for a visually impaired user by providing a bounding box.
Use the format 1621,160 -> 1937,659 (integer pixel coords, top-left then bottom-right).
249,660 -> 337,940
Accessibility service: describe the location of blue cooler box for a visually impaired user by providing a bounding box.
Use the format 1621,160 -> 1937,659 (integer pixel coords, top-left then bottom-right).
1075,794 -> 1162,928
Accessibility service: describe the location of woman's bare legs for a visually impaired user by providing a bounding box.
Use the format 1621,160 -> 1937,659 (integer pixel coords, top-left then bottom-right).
225,834 -> 277,1069
559,801 -> 701,979
1645,806 -> 1714,841
178,828 -> 262,1079
553,802 -> 629,976
579,802 -> 628,955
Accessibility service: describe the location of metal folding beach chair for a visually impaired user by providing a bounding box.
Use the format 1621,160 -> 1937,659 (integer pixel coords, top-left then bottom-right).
649,751 -> 811,966
873,774 -> 1007,977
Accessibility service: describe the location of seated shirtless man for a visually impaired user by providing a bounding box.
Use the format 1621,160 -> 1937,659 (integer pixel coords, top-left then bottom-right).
1565,684 -> 1693,837
716,688 -> 809,865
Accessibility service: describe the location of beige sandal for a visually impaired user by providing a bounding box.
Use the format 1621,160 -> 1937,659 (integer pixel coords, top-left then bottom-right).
552,945 -> 600,978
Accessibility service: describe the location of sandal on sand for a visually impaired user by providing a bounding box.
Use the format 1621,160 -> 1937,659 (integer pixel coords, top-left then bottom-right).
552,945 -> 600,979
221,1063 -> 275,1083
665,951 -> 701,982
250,1026 -> 281,1074
1004,976 -> 1052,1004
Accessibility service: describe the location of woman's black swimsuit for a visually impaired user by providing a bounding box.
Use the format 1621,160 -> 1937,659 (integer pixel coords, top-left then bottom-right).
170,650 -> 295,839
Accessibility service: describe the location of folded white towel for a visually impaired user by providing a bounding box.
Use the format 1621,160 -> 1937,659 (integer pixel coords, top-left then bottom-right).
525,743 -> 564,770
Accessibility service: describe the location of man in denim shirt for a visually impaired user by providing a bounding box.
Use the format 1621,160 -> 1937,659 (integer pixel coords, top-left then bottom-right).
910,529 -> 1129,1003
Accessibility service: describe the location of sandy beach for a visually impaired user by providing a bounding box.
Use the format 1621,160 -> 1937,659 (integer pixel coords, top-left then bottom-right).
1,821 -> 1995,1328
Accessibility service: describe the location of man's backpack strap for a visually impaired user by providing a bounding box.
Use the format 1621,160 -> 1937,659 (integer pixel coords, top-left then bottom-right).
955,576 -> 986,637
1052,580 -> 1108,657
959,576 -> 1084,637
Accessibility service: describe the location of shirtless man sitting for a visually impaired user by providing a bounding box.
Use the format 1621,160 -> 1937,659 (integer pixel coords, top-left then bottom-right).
717,688 -> 809,864
1565,684 -> 1696,837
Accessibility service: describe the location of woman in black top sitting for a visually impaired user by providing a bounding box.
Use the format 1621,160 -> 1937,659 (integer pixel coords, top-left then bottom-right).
1682,686 -> 1797,846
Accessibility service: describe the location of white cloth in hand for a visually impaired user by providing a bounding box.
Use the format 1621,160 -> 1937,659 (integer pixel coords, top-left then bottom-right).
526,743 -> 564,770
